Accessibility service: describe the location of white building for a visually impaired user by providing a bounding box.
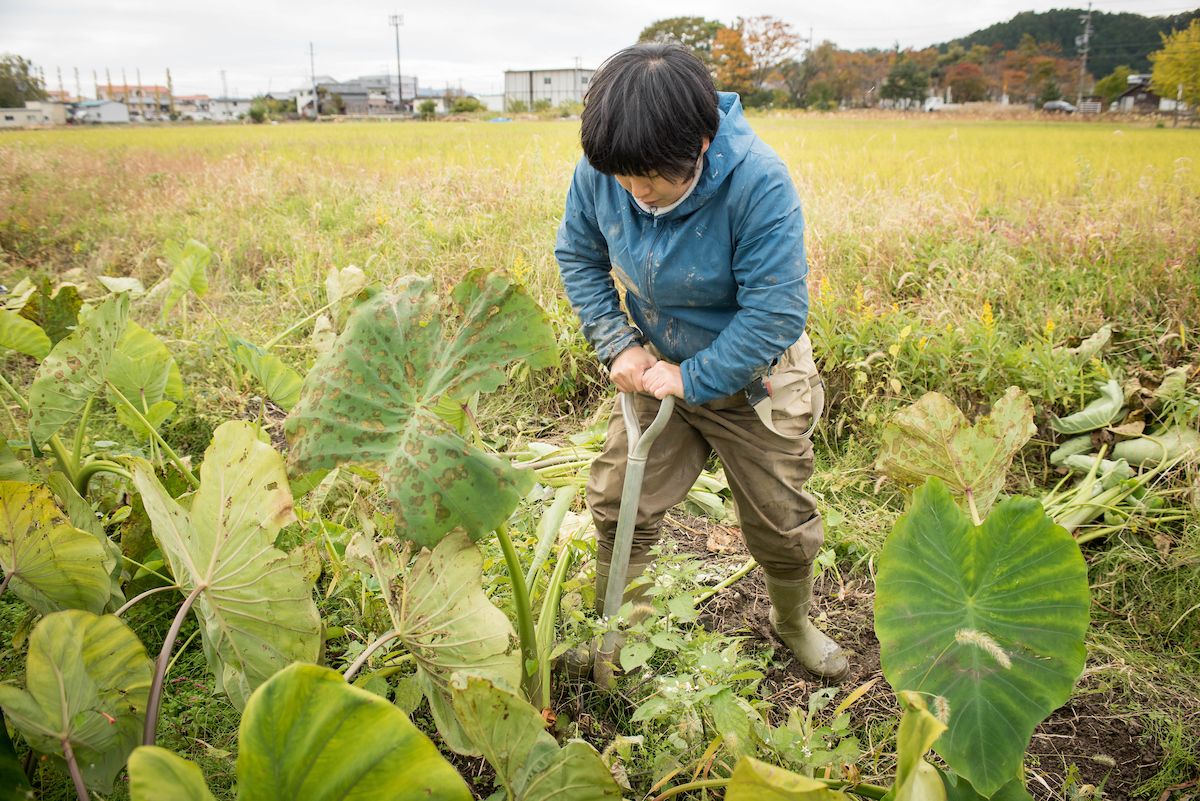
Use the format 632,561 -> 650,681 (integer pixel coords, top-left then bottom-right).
175,95 -> 212,120
476,94 -> 505,112
211,97 -> 252,121
0,101 -> 68,127
73,100 -> 130,124
504,67 -> 593,111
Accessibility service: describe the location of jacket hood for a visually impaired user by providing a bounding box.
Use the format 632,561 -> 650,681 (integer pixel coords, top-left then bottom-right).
662,92 -> 757,219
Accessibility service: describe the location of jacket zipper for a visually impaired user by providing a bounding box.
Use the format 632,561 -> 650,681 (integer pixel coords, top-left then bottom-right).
643,219 -> 667,309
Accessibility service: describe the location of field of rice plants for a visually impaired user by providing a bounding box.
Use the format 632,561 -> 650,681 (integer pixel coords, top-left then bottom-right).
1,115 -> 1198,800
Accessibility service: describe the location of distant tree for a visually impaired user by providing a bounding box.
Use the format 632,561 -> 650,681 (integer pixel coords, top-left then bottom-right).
0,55 -> 47,108
506,98 -> 528,113
880,57 -> 930,104
712,27 -> 755,96
740,15 -> 802,89
946,62 -> 988,101
1039,76 -> 1063,104
808,81 -> 837,111
1094,65 -> 1133,104
452,96 -> 482,113
247,102 -> 266,123
532,98 -> 552,112
419,99 -> 437,120
638,17 -> 724,65
1150,19 -> 1200,109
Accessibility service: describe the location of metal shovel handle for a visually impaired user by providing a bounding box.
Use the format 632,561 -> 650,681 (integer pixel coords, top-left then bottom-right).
599,392 -> 676,630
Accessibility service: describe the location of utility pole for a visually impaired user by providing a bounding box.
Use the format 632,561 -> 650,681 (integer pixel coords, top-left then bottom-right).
1075,1 -> 1093,106
310,43 -> 319,120
389,14 -> 404,112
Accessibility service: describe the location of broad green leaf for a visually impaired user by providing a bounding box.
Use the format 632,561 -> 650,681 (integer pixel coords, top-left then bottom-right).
131,421 -> 321,710
874,478 -> 1089,796
1050,380 -> 1126,434
0,481 -> 112,615
876,388 -> 1035,519
128,746 -> 216,801
432,391 -> 478,436
97,276 -> 146,295
1048,434 -> 1092,466
893,692 -> 947,801
324,265 -> 369,328
0,442 -> 29,482
0,610 -> 152,794
162,239 -> 211,317
228,335 -> 303,411
1112,425 -> 1200,466
46,472 -> 124,611
346,531 -> 520,755
0,710 -> 35,800
115,399 -> 177,441
286,269 -> 558,548
19,277 -> 82,346
937,768 -> 1033,801
107,321 -> 184,411
1061,324 -> 1111,364
27,292 -> 130,447
237,663 -> 472,801
3,278 -> 36,312
0,309 -> 50,359
709,687 -> 754,758
449,672 -> 621,801
1062,454 -> 1134,489
725,756 -> 850,800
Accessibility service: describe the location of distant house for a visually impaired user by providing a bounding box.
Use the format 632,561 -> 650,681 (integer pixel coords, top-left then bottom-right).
97,84 -> 171,120
211,97 -> 252,120
476,94 -> 505,112
175,95 -> 212,120
503,67 -> 593,111
317,81 -> 370,115
74,100 -> 130,124
1113,74 -> 1180,113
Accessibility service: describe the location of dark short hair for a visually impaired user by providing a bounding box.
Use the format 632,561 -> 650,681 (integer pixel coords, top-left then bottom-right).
581,42 -> 719,183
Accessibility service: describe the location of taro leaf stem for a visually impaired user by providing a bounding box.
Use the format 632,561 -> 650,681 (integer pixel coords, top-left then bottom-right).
106,382 -> 199,488
143,583 -> 205,746
0,571 -> 12,599
262,295 -> 344,350
61,738 -> 89,801
652,777 -> 889,801
965,489 -> 982,527
343,630 -> 400,683
495,522 -> 538,702
696,557 -> 758,606
114,584 -> 181,617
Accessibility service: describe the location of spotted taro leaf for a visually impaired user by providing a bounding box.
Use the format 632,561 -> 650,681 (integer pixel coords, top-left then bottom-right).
0,610 -> 152,794
346,530 -> 520,756
286,270 -> 558,548
875,387 -> 1035,519
131,421 -> 322,710
874,478 -> 1089,796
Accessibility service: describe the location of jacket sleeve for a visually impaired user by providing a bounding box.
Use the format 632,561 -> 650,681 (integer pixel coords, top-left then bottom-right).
554,160 -> 645,367
680,155 -> 809,405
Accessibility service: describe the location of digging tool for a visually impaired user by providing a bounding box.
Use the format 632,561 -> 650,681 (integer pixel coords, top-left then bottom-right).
594,391 -> 676,687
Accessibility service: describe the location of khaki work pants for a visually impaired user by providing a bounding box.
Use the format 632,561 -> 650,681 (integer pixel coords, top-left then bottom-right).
586,334 -> 825,581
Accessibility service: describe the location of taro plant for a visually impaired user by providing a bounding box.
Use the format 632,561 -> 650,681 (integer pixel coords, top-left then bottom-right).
874,388 -> 1091,798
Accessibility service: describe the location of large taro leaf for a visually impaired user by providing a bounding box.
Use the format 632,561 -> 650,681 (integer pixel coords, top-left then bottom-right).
1050,380 -> 1126,435
0,308 -> 51,360
107,321 -> 184,409
0,481 -> 113,615
286,269 -> 558,548
233,663 -> 472,801
46,472 -> 124,611
874,478 -> 1089,796
1,710 -> 35,801
27,292 -> 130,447
876,388 -> 1035,519
448,672 -> 622,801
345,530 -> 520,755
129,746 -> 216,801
161,239 -> 211,318
131,421 -> 321,710
725,756 -> 850,800
19,277 -> 82,347
228,334 -> 304,412
0,610 -> 152,794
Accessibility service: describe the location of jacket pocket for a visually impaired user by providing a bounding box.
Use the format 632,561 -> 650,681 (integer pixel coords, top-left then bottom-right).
765,333 -> 823,438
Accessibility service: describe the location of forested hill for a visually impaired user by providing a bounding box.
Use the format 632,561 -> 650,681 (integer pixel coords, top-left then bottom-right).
943,8 -> 1200,77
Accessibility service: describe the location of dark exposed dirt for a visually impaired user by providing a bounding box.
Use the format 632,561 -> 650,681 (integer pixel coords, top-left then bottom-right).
573,512 -> 1173,799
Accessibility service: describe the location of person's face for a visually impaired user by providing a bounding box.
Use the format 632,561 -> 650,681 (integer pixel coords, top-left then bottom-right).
614,139 -> 709,207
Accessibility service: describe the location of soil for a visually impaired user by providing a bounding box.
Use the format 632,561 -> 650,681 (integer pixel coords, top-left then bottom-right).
556,512 -> 1174,800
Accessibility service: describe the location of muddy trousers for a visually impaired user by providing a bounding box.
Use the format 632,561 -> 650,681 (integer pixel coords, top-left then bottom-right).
585,390 -> 824,582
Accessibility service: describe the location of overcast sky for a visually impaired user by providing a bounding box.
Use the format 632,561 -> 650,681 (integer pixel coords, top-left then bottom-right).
3,0 -> 1195,98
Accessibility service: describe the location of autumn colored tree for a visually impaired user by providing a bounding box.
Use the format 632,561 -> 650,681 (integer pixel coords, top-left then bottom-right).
638,17 -> 724,65
1150,18 -> 1200,108
946,62 -> 989,101
712,26 -> 755,96
740,15 -> 802,89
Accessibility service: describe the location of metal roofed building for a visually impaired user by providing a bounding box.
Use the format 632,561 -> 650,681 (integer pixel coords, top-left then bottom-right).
503,67 -> 593,111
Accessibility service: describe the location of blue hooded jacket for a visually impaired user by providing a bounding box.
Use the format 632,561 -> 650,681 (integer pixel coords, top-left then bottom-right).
554,92 -> 809,407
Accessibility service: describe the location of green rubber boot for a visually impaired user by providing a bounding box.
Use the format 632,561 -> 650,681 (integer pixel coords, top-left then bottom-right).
765,568 -> 850,681
560,558 -> 654,681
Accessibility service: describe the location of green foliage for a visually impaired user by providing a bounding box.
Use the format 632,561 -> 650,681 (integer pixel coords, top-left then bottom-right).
0,710 -> 34,800
0,481 -> 115,615
162,239 -> 212,318
0,55 -> 48,108
448,672 -> 622,800
1094,65 -> 1133,104
1049,379 -> 1124,434
506,98 -> 528,113
28,292 -> 129,447
19,276 -> 82,347
129,747 -> 216,801
890,692 -> 946,801
132,421 -> 322,709
875,478 -> 1090,796
346,530 -> 520,754
419,99 -> 437,119
45,472 -> 125,611
532,98 -> 553,112
108,321 -> 184,440
880,59 -> 930,104
227,335 -> 304,411
452,96 -> 483,113
0,308 -> 50,360
1039,76 -> 1063,104
1150,18 -> 1200,108
286,269 -> 558,548
638,17 -> 724,64
725,756 -> 849,799
0,610 -> 152,794
875,388 -> 1036,519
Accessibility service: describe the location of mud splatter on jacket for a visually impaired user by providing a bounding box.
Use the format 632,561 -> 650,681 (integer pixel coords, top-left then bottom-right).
555,92 -> 809,406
